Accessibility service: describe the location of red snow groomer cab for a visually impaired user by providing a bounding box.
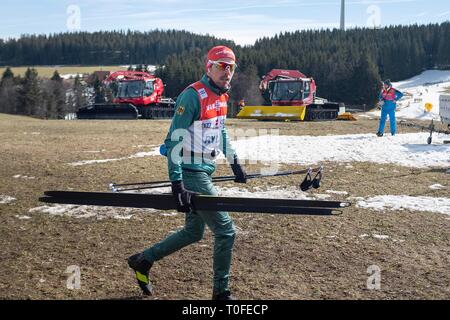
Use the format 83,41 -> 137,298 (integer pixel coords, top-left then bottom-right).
237,69 -> 343,121
260,69 -> 316,106
77,71 -> 175,120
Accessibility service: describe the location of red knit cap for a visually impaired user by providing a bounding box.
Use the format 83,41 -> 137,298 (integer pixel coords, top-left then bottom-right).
206,46 -> 235,68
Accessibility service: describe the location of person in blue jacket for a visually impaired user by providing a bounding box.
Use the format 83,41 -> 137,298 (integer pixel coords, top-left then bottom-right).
377,79 -> 404,136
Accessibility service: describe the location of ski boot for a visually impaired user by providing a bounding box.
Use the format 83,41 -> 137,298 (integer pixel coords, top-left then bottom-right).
212,290 -> 234,300
127,252 -> 153,295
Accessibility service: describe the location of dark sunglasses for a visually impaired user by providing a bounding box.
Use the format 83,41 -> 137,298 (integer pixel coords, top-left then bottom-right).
209,60 -> 237,73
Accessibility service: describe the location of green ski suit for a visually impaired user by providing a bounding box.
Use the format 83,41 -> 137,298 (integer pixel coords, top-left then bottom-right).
143,75 -> 237,294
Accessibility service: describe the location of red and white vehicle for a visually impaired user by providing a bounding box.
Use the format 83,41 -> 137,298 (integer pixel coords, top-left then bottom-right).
259,69 -> 317,106
238,69 -> 343,121
77,71 -> 175,120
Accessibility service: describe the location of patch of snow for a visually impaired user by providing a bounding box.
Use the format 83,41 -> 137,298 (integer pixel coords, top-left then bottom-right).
326,190 -> 348,195
429,184 -> 446,190
348,196 -> 365,201
69,147 -> 162,166
114,215 -> 134,220
132,145 -> 158,148
140,187 -> 171,194
356,195 -> 450,215
367,70 -> 450,121
13,175 -> 35,179
216,185 -> 314,200
61,73 -> 84,80
394,70 -> 450,89
372,234 -> 390,240
15,215 -> 31,220
227,133 -> 449,169
314,194 -> 332,199
160,212 -> 179,217
69,158 -> 121,166
69,126 -> 449,170
235,225 -> 252,236
28,204 -> 151,220
359,233 -> 391,240
0,195 -> 16,204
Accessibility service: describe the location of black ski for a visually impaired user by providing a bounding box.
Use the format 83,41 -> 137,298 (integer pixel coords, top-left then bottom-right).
40,191 -> 351,216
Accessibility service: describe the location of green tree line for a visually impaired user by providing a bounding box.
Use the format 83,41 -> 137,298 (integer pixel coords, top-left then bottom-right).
0,67 -> 87,118
0,30 -> 233,66
158,23 -> 450,107
1,23 -> 449,112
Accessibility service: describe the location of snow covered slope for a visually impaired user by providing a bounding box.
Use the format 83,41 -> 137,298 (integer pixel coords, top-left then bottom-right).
368,70 -> 450,121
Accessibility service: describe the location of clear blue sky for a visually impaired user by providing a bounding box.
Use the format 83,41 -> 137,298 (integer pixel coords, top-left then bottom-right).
1,0 -> 449,45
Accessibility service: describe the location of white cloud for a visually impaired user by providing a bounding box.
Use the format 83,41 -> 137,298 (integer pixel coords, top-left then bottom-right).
436,10 -> 450,17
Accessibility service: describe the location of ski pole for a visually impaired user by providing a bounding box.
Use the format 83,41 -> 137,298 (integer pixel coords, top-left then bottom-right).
110,166 -> 323,192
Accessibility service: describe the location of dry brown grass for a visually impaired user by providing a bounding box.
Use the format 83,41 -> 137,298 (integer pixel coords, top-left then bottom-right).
0,113 -> 449,300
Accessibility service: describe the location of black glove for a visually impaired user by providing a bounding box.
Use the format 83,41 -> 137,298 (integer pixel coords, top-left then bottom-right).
171,181 -> 196,213
230,156 -> 247,183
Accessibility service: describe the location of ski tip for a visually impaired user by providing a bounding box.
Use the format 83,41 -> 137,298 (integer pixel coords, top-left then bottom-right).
44,190 -> 58,196
340,202 -> 352,208
44,190 -> 76,197
39,196 -> 55,203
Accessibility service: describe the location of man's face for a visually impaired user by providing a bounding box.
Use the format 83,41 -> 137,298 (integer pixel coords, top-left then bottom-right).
207,57 -> 236,89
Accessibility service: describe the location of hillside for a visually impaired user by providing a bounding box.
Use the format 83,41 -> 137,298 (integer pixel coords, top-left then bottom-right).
1,23 -> 450,106
367,69 -> 450,120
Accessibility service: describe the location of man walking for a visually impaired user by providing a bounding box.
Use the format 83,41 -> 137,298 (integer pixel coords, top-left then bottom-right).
127,45 -> 246,300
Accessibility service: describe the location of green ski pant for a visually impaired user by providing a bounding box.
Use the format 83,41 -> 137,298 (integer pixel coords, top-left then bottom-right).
143,170 -> 236,294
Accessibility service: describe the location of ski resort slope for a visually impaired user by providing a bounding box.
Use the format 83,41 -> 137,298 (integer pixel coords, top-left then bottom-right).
368,69 -> 450,120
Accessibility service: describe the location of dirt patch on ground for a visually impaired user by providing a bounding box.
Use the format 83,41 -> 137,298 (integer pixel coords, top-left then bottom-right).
0,113 -> 449,300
